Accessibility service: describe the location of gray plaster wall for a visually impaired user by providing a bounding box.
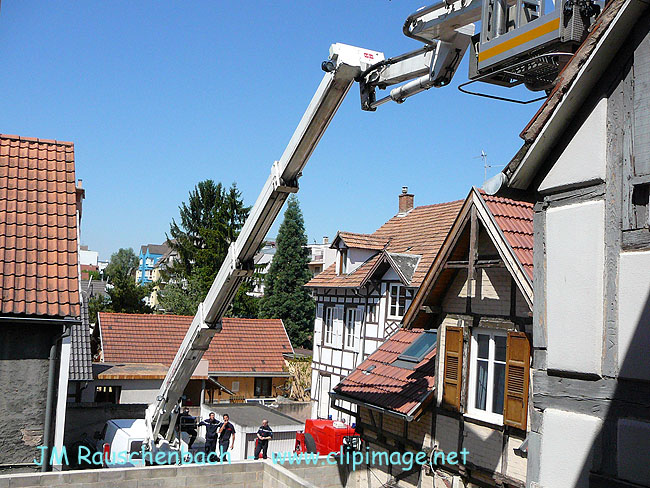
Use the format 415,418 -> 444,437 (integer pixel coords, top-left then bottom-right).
273,402 -> 312,424
0,323 -> 61,466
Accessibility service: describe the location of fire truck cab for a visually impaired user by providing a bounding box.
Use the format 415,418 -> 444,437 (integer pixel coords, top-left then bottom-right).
294,419 -> 360,456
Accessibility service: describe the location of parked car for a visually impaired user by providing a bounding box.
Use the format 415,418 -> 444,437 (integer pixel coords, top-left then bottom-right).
94,419 -> 147,468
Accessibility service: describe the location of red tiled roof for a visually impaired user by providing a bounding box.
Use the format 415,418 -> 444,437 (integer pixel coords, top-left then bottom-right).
334,329 -> 436,417
99,313 -> 293,374
307,200 -> 463,289
336,232 -> 388,251
481,193 -> 534,280
0,135 -> 81,318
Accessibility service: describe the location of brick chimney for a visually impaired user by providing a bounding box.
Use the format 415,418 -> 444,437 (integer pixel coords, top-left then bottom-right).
398,186 -> 414,215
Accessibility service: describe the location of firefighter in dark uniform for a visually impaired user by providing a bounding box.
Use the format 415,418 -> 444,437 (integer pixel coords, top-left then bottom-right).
178,407 -> 198,449
198,412 -> 222,456
218,413 -> 236,461
254,419 -> 273,459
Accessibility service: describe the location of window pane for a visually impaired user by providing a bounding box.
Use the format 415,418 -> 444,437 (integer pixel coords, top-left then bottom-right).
129,441 -> 143,459
495,335 -> 507,362
475,359 -> 488,411
401,331 -> 437,361
477,334 -> 489,359
398,287 -> 406,316
492,363 -> 506,414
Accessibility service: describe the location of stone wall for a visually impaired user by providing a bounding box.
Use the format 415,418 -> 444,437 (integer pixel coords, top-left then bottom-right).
0,323 -> 61,466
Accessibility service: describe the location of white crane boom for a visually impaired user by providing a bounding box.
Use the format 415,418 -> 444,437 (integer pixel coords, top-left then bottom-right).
145,43 -> 385,450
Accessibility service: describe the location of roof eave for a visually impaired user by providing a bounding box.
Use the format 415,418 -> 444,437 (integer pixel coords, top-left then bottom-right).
209,371 -> 291,377
329,391 -> 415,422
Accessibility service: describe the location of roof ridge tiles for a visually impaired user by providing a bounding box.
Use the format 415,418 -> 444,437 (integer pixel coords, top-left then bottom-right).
0,134 -> 74,147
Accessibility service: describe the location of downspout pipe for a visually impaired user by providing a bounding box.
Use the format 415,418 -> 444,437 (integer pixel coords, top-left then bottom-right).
42,325 -> 71,472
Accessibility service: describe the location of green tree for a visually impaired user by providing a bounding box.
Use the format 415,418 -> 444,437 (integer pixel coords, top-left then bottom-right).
107,273 -> 152,314
88,294 -> 110,324
89,248 -> 152,316
156,276 -> 203,316
259,196 -> 315,348
104,248 -> 139,280
163,180 -> 255,315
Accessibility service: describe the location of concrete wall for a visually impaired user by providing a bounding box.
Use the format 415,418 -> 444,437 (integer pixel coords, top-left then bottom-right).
0,460 -> 340,488
273,402 -> 312,424
0,323 -> 61,466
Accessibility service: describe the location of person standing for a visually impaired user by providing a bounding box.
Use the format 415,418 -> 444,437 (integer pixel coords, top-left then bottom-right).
198,412 -> 222,456
254,419 -> 273,460
218,413 -> 236,461
178,407 -> 198,449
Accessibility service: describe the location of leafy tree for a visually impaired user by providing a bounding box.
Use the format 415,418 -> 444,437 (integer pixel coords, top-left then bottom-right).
104,248 -> 138,280
88,294 -> 110,324
163,180 -> 255,315
85,269 -> 101,281
156,276 -> 202,316
92,247 -> 152,315
259,196 -> 315,348
107,273 -> 152,314
226,279 -> 259,319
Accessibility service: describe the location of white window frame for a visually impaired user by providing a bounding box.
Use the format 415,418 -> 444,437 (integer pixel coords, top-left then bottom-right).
388,283 -> 407,319
343,308 -> 356,350
324,306 -> 334,346
366,302 -> 378,323
466,328 -> 508,425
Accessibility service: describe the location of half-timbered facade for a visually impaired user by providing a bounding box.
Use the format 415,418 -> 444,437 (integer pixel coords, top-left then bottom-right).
333,188 -> 534,488
306,189 -> 462,421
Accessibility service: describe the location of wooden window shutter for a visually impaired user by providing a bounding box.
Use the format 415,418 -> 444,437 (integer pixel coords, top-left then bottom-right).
503,331 -> 531,429
442,326 -> 463,410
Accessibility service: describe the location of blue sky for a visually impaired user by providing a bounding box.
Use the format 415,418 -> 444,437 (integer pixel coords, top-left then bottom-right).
0,2 -> 540,260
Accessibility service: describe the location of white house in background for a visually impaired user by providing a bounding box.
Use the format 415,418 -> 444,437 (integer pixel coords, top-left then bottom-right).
307,237 -> 337,276
496,1 -> 650,486
306,188 -> 462,422
79,245 -> 99,268
248,241 -> 276,297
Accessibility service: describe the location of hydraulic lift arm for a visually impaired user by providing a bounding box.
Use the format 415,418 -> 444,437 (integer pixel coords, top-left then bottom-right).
144,43 -> 385,450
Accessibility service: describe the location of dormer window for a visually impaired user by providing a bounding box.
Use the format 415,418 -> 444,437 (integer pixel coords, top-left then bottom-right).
338,248 -> 348,275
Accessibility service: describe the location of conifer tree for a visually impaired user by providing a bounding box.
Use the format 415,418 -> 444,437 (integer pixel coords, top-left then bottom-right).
260,196 -> 315,348
161,180 -> 256,316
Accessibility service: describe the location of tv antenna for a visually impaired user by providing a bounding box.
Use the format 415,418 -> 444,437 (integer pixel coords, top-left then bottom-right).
474,150 -> 493,182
